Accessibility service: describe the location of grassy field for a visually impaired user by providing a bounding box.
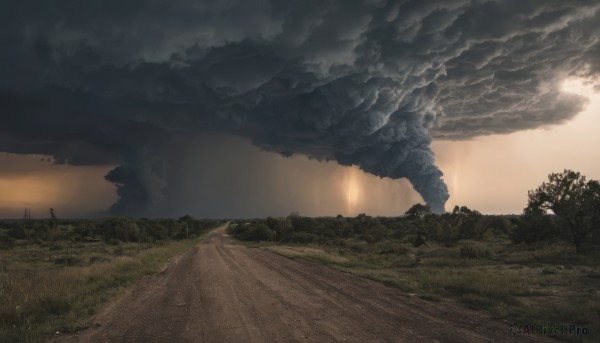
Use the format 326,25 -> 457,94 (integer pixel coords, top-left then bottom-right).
0,235 -> 208,342
245,237 -> 600,342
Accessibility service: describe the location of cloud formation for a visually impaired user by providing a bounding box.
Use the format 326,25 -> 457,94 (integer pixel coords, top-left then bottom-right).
1,0 -> 599,215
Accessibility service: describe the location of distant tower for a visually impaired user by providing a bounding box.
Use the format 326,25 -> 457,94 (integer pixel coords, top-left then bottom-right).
50,208 -> 59,239
23,208 -> 31,222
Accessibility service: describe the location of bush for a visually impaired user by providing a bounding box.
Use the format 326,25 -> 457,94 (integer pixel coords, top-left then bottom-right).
254,225 -> 274,241
240,224 -> 273,241
510,215 -> 558,244
349,241 -> 368,253
287,232 -> 315,244
290,217 -> 316,233
404,234 -> 427,247
322,229 -> 336,238
374,241 -> 409,255
32,222 -> 51,241
49,243 -> 64,251
364,223 -> 390,243
0,233 -> 15,249
113,245 -> 124,256
326,238 -> 346,247
413,234 -> 427,247
8,226 -> 26,239
54,257 -> 84,266
460,246 -> 490,259
226,223 -> 245,236
89,256 -> 110,264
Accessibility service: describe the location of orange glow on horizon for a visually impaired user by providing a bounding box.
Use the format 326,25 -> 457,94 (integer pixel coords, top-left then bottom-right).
0,177 -> 62,207
0,153 -> 117,217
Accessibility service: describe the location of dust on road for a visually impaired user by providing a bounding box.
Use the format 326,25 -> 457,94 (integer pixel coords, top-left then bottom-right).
55,226 -> 551,342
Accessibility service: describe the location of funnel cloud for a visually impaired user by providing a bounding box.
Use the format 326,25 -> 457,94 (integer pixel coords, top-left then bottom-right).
1,0 -> 600,215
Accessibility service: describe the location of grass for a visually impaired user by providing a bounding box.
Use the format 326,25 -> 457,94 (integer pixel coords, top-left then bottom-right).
0,236 -> 207,343
263,246 -> 350,264
243,238 -> 600,342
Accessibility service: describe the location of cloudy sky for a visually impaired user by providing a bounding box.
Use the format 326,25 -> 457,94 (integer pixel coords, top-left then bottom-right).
1,0 -> 600,218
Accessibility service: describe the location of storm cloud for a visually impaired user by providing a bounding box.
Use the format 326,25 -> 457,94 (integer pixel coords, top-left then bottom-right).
1,0 -> 599,215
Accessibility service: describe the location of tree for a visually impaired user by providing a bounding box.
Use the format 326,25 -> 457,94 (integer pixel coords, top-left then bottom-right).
405,203 -> 432,218
144,221 -> 168,241
525,170 -> 600,254
240,224 -> 273,241
290,216 -> 315,233
114,217 -> 140,242
265,217 -> 292,242
451,205 -> 481,218
447,205 -> 484,240
510,213 -> 558,244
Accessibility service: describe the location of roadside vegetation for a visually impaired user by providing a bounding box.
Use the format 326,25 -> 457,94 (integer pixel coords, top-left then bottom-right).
0,215 -> 220,343
228,170 -> 600,342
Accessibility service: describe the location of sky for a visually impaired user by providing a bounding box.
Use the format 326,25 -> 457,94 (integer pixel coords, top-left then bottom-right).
433,78 -> 600,214
1,1 -> 600,218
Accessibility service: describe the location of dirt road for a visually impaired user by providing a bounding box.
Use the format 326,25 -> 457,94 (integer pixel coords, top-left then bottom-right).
56,226 -> 550,342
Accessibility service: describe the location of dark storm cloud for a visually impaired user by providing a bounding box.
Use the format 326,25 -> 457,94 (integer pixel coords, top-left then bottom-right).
1,0 -> 599,214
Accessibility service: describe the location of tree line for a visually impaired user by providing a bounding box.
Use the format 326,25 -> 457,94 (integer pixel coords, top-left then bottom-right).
0,215 -> 221,248
229,169 -> 600,254
2,169 -> 598,254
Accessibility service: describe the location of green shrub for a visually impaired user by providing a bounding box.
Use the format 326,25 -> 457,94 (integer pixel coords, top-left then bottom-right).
240,224 -> 274,241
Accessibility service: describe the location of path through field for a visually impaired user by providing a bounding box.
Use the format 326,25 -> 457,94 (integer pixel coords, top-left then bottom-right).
55,226 -> 551,342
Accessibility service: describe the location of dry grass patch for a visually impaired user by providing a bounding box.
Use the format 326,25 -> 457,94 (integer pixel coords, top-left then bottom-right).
0,237 -> 205,343
263,246 -> 349,264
